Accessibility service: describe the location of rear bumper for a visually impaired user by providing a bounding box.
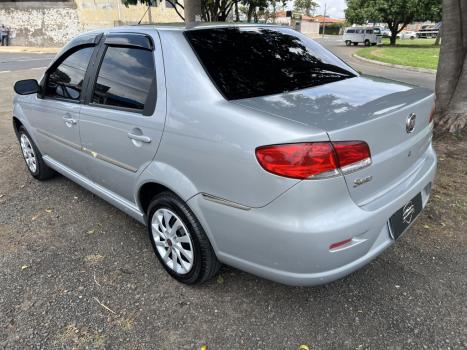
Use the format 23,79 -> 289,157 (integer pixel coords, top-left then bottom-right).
187,144 -> 437,286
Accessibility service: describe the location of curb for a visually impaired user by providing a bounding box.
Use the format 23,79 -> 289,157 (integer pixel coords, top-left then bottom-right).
0,46 -> 60,54
353,53 -> 437,74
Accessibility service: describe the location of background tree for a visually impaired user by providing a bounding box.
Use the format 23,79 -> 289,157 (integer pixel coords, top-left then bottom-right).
122,0 -> 186,21
435,0 -> 466,133
185,0 -> 203,21
345,0 -> 440,45
241,0 -> 268,22
294,0 -> 319,17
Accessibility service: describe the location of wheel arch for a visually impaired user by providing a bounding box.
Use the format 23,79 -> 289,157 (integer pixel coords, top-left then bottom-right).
136,162 -> 200,215
12,116 -> 23,138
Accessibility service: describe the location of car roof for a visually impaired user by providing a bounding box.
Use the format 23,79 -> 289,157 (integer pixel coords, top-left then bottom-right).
67,23 -> 287,43
95,23 -> 284,33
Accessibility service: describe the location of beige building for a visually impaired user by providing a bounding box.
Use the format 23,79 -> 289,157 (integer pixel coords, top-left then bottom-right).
0,0 -> 183,46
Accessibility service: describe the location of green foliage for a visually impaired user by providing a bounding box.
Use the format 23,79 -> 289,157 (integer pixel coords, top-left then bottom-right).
121,0 -> 296,23
356,39 -> 439,70
345,0 -> 441,25
321,22 -> 344,35
345,0 -> 441,44
293,0 -> 319,16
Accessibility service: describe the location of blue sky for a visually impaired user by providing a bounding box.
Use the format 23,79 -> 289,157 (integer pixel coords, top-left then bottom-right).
286,0 -> 347,19
314,0 -> 347,19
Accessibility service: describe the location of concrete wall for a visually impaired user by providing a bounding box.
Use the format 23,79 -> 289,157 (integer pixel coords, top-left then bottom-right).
0,0 -> 183,47
75,0 -> 183,30
300,21 -> 320,36
0,2 -> 81,46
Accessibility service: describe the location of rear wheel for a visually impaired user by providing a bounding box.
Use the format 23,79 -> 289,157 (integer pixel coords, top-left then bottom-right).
364,39 -> 370,46
18,126 -> 54,180
147,192 -> 221,284
345,40 -> 351,46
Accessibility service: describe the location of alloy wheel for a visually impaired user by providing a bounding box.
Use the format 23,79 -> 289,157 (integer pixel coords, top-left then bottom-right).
20,134 -> 37,173
151,208 -> 194,274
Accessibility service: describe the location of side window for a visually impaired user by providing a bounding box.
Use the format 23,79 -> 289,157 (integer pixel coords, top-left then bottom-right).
366,29 -> 373,34
92,46 -> 154,111
346,29 -> 355,34
45,46 -> 94,101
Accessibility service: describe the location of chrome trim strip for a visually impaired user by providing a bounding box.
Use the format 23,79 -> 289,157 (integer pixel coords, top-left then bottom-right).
341,157 -> 372,175
43,155 -> 145,224
308,168 -> 341,180
82,147 -> 138,173
201,193 -> 251,211
37,129 -> 138,173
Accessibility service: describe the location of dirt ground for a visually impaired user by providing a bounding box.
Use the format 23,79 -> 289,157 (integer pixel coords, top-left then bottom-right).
0,69 -> 466,349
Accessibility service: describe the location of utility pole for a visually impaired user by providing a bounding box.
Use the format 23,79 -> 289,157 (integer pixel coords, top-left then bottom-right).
148,0 -> 153,23
322,2 -> 326,38
116,0 -> 122,25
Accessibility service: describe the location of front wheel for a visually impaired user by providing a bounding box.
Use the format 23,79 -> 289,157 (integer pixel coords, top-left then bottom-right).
147,192 -> 221,284
18,126 -> 55,180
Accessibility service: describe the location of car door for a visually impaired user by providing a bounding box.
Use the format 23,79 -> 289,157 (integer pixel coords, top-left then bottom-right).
78,32 -> 166,202
25,39 -> 99,173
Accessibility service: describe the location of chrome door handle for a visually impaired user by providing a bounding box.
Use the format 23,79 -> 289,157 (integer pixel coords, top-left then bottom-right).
63,114 -> 77,126
128,133 -> 151,143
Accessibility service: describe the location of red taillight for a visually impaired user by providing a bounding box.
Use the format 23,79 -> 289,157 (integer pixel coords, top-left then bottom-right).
255,143 -> 338,179
333,141 -> 371,170
255,141 -> 371,179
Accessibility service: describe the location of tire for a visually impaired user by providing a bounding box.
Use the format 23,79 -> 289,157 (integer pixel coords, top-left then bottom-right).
147,191 -> 221,285
345,40 -> 351,46
18,126 -> 55,180
364,39 -> 370,46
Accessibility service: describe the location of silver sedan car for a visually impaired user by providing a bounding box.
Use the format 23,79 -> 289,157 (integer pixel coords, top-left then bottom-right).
12,24 -> 437,285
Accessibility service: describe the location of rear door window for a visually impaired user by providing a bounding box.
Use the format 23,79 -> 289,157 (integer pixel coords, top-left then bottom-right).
92,46 -> 154,111
185,27 -> 356,100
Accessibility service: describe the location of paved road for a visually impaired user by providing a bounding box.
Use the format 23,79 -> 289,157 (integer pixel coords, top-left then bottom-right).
0,53 -> 54,72
316,37 -> 436,90
0,50 -> 465,349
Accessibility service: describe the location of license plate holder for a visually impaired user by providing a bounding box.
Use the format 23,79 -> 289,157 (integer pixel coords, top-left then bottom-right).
389,193 -> 423,240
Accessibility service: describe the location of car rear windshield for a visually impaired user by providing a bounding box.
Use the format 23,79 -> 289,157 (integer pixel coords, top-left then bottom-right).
185,27 -> 357,100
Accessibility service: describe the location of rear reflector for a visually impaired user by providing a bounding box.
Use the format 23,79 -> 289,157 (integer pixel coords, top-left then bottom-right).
329,238 -> 353,250
255,141 -> 371,179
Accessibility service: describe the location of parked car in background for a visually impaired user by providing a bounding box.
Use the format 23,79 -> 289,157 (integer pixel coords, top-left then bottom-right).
417,23 -> 441,38
12,24 -> 437,286
343,27 -> 382,46
397,31 -> 417,40
381,28 -> 392,37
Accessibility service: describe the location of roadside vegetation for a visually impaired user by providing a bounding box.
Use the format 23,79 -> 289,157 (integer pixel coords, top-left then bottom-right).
356,38 -> 439,70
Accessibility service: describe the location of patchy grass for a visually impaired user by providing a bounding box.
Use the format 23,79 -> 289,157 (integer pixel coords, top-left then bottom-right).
356,38 -> 439,70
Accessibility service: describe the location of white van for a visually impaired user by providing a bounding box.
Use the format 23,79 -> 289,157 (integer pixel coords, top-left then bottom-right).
343,27 -> 382,46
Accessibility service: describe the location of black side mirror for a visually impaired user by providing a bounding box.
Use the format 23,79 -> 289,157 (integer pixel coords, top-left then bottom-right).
14,79 -> 40,95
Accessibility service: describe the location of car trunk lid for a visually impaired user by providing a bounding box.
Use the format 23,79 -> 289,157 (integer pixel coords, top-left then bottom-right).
234,75 -> 434,206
